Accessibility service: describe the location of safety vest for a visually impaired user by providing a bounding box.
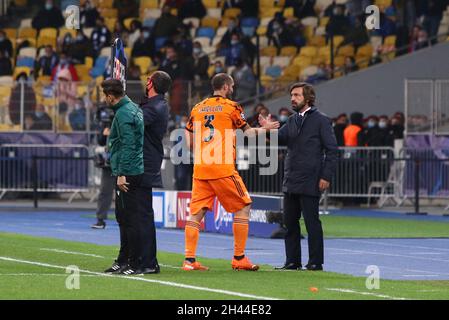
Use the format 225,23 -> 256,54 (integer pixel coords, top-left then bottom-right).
344,124 -> 361,147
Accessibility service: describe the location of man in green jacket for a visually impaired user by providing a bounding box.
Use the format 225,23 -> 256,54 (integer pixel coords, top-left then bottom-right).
101,79 -> 145,275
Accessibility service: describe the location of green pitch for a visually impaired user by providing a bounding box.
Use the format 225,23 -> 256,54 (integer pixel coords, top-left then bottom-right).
0,232 -> 448,300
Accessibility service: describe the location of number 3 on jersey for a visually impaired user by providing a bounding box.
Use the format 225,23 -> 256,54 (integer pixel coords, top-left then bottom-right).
204,115 -> 215,142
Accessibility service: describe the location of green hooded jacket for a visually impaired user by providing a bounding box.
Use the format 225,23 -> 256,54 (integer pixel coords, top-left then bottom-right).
107,95 -> 144,176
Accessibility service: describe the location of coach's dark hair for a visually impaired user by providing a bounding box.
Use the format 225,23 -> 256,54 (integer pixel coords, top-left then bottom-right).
211,73 -> 233,91
101,79 -> 124,98
289,82 -> 316,106
150,71 -> 172,94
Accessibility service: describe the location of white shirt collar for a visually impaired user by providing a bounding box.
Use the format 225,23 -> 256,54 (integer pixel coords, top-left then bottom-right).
298,107 -> 311,117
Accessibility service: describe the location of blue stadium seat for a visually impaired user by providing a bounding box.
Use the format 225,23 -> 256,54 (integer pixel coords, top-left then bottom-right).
143,18 -> 157,29
16,57 -> 35,68
241,17 -> 259,28
154,37 -> 168,51
196,27 -> 215,40
90,56 -> 108,78
242,27 -> 255,37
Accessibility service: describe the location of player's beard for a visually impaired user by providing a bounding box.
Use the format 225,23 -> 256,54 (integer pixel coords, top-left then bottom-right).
292,100 -> 306,113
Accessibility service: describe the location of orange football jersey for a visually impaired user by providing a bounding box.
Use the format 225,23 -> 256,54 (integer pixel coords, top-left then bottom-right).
185,95 -> 247,180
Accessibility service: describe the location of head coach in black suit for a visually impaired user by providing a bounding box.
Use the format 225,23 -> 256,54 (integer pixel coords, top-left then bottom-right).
271,82 -> 338,271
138,70 -> 172,274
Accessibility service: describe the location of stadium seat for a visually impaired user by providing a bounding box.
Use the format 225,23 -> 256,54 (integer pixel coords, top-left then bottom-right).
39,28 -> 58,39
104,18 -> 117,32
83,28 -> 94,38
338,45 -> 355,57
334,55 -> 346,67
19,18 -> 32,29
224,8 -> 241,19
300,65 -> 318,78
280,46 -> 297,56
356,44 -> 374,58
384,35 -> 396,46
194,37 -> 212,48
242,27 -> 255,37
332,35 -> 344,47
140,0 -> 159,9
101,8 -> 118,18
375,0 -> 392,7
215,27 -> 227,38
98,0 -> 114,8
3,28 -> 17,40
90,56 -> 109,78
142,8 -> 161,19
260,46 -> 278,57
143,18 -> 157,29
292,55 -> 312,69
282,64 -> 301,80
0,76 -> 14,87
37,36 -> 56,48
203,0 -> 222,8
309,35 -> 326,47
260,7 -> 282,18
283,7 -> 294,18
241,17 -> 259,28
154,37 -> 168,51
318,46 -> 331,59
260,17 -> 272,27
18,27 -> 37,39
299,46 -> 318,58
207,8 -> 222,19
13,66 -> 31,79
256,26 -> 267,36
301,17 -> 319,28
74,65 -> 91,82
18,47 -> 37,59
134,57 -> 152,74
196,27 -> 215,40
319,16 -> 330,27
201,17 -> 220,29
59,28 -> 77,39
16,56 -> 34,68
315,26 -> 326,36
273,56 -> 291,68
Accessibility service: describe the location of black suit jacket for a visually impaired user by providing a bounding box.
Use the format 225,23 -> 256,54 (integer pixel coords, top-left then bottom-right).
139,94 -> 169,188
278,107 -> 338,196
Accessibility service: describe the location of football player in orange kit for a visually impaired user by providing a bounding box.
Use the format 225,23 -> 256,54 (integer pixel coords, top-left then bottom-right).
182,73 -> 279,271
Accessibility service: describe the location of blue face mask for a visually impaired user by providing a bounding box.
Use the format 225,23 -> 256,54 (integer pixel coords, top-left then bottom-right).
45,3 -> 53,10
35,111 -> 44,118
215,67 -> 223,73
279,115 -> 288,123
368,121 -> 376,128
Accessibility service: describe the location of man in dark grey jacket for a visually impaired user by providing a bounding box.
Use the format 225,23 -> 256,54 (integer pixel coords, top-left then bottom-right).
138,71 -> 172,274
273,82 -> 338,271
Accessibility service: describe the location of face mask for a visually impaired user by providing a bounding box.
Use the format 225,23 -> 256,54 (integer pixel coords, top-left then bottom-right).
215,67 -> 223,73
76,35 -> 84,41
368,121 -> 376,128
379,121 -> 387,129
45,3 -> 53,10
35,111 -> 44,118
0,36 -> 4,42
143,31 -> 150,39
193,48 -> 201,55
75,104 -> 82,110
231,40 -> 238,46
279,115 -> 288,123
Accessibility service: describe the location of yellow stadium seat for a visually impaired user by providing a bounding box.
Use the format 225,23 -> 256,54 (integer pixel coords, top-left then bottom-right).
319,16 -> 330,27
309,35 -> 326,47
257,26 -> 267,36
13,66 -> 31,79
318,46 -> 331,59
292,55 -> 312,69
375,0 -> 392,7
332,35 -> 344,47
0,86 -> 12,100
0,76 -> 14,87
260,7 -> 282,18
282,64 -> 301,78
134,56 -> 152,74
338,45 -> 355,57
140,0 -> 159,9
98,0 -> 114,8
104,18 -> 117,32
59,28 -> 77,39
36,75 -> 52,84
356,44 -> 374,58
85,57 -> 94,69
18,27 -> 37,39
37,36 -> 56,48
77,85 -> 89,97
203,0 -> 223,8
39,28 -> 57,39
259,0 -> 275,8
3,28 -> 17,40
224,8 -> 241,19
312,56 -> 327,65
303,25 -> 315,40
124,47 -> 132,58
261,46 -> 278,57
384,35 -> 396,46
124,18 -> 136,30
280,46 -> 297,56
299,46 -> 318,58
334,55 -> 346,67
101,8 -> 118,18
283,7 -> 294,18
75,65 -> 91,82
14,0 -> 28,6
201,17 -> 220,29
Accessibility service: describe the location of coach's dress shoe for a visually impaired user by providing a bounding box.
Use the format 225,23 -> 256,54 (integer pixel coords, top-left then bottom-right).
274,263 -> 302,270
305,264 -> 323,271
120,266 -> 143,275
142,265 -> 160,274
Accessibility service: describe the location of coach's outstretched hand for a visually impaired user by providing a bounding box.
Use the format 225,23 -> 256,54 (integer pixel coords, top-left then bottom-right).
258,114 -> 280,130
117,176 -> 129,192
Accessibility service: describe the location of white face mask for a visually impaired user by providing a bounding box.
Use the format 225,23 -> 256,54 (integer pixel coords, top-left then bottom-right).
379,121 -> 387,129
180,122 -> 186,128
279,115 -> 288,123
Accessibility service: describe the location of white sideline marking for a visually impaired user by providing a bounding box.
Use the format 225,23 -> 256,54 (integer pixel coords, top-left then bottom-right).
340,239 -> 449,253
39,248 -> 180,270
0,273 -> 98,277
0,256 -> 279,300
40,248 -> 104,258
325,288 -> 408,300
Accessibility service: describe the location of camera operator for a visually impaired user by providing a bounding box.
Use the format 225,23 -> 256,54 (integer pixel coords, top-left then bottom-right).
91,105 -> 116,229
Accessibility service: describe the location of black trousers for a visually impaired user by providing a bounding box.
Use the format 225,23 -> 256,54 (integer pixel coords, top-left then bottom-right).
139,187 -> 158,269
283,193 -> 324,266
115,174 -> 143,269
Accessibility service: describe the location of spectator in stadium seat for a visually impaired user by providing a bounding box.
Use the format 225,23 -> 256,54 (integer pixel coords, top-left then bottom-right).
80,0 -> 100,28
416,29 -> 430,50
333,113 -> 348,147
267,12 -> 286,47
128,20 -> 142,49
69,98 -> 87,131
325,5 -> 350,36
0,50 -> 12,76
339,18 -> 369,49
285,0 -> 316,19
153,5 -> 181,38
35,46 -> 59,78
32,0 -> 65,30
192,41 -> 210,99
278,107 -> 293,126
219,18 -> 243,49
132,27 -> 155,58
224,0 -> 259,18
51,52 -> 79,81
344,112 -> 364,147
343,56 -> 358,75
247,103 -> 266,127
112,21 -> 129,43
0,30 -> 13,58
178,0 -> 206,20
9,73 -> 36,125
225,33 -> 248,66
67,30 -> 93,65
231,58 -> 257,102
173,25 -> 194,58
91,17 -> 111,58
32,104 -> 53,131
114,0 -> 139,21
210,60 -> 226,78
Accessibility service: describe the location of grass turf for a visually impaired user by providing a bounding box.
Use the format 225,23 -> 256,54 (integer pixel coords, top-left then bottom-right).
0,232 -> 448,300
